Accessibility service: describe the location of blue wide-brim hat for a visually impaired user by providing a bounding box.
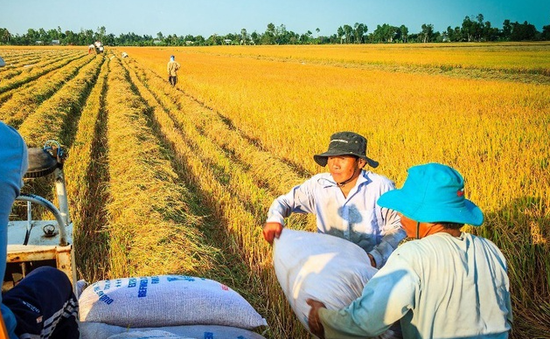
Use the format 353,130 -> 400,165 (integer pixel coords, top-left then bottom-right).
377,163 -> 483,226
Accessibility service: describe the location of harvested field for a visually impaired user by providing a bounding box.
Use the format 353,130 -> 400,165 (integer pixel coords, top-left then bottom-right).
1,43 -> 549,338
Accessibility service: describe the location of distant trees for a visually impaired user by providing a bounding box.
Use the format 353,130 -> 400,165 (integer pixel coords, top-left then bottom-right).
440,16 -> 537,42
371,24 -> 397,43
0,13 -> 548,46
542,25 -> 550,40
420,24 -> 435,43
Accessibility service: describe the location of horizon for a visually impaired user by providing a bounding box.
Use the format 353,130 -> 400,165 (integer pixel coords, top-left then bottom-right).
1,0 -> 548,38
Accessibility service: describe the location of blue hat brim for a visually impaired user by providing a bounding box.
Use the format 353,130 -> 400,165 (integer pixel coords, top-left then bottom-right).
377,189 -> 484,226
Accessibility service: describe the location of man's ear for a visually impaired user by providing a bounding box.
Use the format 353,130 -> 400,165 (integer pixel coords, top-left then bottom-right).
357,158 -> 367,169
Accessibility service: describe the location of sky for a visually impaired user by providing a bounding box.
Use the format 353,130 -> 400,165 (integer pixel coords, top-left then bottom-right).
1,0 -> 548,38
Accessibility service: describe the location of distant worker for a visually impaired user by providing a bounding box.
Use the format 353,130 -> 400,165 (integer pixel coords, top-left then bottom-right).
307,163 -> 513,339
0,121 -> 79,339
93,40 -> 103,54
263,131 -> 405,269
167,55 -> 180,87
88,44 -> 95,54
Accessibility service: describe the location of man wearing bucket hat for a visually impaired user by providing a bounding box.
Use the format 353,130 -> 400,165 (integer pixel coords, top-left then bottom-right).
263,131 -> 405,269
307,163 -> 512,339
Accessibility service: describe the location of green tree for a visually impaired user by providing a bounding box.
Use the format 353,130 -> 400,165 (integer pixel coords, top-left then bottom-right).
80,29 -> 94,45
343,24 -> 353,43
398,25 -> 409,43
275,24 -> 289,44
96,26 -> 106,43
354,23 -> 367,43
240,28 -> 248,44
0,28 -> 11,44
262,23 -> 276,44
542,24 -> 550,40
337,26 -> 344,43
510,21 -> 538,41
461,16 -> 475,41
446,26 -> 461,42
501,19 -> 512,40
474,14 -> 485,41
420,23 -> 434,43
372,24 -> 398,43
250,31 -> 259,45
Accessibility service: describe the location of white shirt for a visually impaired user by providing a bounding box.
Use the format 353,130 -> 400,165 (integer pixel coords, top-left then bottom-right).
319,232 -> 513,339
266,170 -> 404,268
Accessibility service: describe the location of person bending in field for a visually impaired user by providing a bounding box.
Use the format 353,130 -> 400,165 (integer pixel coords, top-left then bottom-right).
263,131 -> 405,269
167,55 -> 180,87
307,163 -> 513,339
0,121 -> 79,339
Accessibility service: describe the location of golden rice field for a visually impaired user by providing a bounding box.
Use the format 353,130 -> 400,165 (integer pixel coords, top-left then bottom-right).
0,42 -> 549,338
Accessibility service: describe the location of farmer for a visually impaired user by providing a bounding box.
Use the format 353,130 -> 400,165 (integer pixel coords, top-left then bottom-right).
263,131 -> 405,269
0,121 -> 79,339
167,55 -> 180,87
307,163 -> 513,339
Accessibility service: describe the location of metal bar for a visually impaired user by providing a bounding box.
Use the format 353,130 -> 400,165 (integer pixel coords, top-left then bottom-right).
15,194 -> 68,246
54,168 -> 71,226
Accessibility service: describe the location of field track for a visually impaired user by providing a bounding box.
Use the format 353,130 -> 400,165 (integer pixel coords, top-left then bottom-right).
1,43 -> 549,338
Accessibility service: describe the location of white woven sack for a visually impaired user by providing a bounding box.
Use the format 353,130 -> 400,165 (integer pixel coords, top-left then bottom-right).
273,229 -> 378,332
79,322 -> 268,339
107,330 -> 191,339
78,275 -> 268,329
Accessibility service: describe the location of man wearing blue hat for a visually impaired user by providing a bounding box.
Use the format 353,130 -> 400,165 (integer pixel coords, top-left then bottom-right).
263,131 -> 405,269
307,163 -> 513,339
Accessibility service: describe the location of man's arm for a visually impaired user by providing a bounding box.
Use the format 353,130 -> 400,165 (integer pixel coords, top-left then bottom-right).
317,254 -> 417,338
265,179 -> 316,225
0,122 -> 28,339
263,179 -> 317,244
369,207 -> 406,268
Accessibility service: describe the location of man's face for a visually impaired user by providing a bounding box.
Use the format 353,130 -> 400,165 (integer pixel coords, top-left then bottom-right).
399,213 -> 437,239
327,156 -> 362,183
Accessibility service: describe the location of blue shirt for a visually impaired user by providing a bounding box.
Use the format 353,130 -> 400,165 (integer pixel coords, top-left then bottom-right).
267,170 -> 405,268
319,232 -> 513,339
0,122 -> 28,338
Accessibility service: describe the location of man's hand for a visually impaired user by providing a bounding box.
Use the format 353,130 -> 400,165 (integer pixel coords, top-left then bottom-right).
368,253 -> 376,268
262,222 -> 283,244
306,299 -> 326,338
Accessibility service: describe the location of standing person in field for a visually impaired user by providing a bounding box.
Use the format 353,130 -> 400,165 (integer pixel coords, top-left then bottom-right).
307,163 -> 513,339
263,131 -> 405,269
0,121 -> 80,339
167,55 -> 180,87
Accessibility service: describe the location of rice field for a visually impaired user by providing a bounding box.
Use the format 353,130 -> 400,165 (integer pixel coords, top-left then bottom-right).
1,42 -> 549,338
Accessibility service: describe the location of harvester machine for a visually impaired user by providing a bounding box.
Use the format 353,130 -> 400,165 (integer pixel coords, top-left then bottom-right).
4,141 -> 76,292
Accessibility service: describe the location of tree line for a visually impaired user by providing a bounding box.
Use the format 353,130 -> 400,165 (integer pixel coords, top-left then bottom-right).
1,14 -> 549,47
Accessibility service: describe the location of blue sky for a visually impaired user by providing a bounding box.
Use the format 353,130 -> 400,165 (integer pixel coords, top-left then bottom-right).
1,0 -> 548,37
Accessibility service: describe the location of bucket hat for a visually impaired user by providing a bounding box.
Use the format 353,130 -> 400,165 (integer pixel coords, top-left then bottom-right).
313,131 -> 379,168
377,163 -> 483,226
